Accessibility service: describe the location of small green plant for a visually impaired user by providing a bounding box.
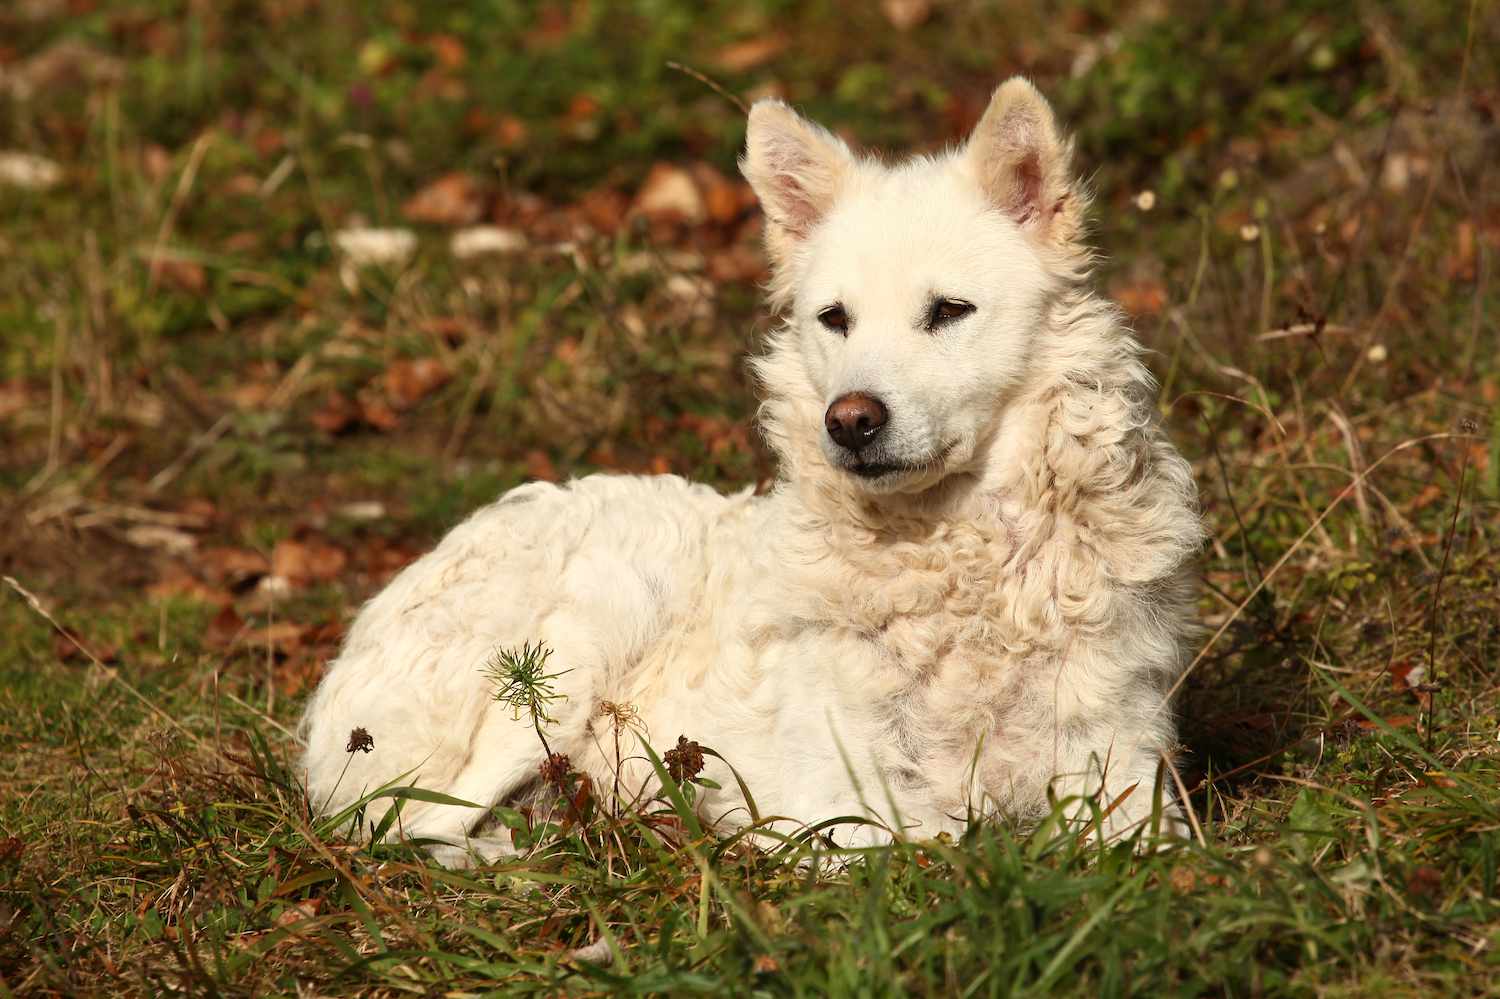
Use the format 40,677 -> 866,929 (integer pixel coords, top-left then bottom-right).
481,640 -> 572,764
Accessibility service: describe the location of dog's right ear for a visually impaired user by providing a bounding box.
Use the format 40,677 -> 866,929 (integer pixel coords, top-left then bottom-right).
741,100 -> 853,261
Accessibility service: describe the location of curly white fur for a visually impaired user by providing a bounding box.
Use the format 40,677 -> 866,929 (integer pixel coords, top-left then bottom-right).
298,79 -> 1202,863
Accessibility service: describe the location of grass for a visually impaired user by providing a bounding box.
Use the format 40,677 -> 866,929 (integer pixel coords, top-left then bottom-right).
2,0 -> 1498,994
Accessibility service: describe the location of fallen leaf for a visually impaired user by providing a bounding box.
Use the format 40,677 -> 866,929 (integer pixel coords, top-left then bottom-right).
713,34 -> 786,73
450,225 -> 527,259
881,0 -> 933,30
360,538 -> 420,582
1355,714 -> 1415,729
123,524 -> 198,555
634,164 -> 705,223
752,954 -> 781,974
271,538 -> 348,585
147,564 -> 229,604
1405,865 -> 1442,900
578,186 -> 629,234
1390,661 -> 1426,691
688,163 -> 745,226
311,391 -> 358,434
246,621 -> 307,655
494,113 -> 528,147
0,151 -> 62,191
525,449 -> 560,482
1446,221 -> 1476,281
149,256 -> 206,293
332,227 -> 416,267
427,33 -> 467,70
1113,278 -> 1168,317
0,379 -> 39,419
200,546 -> 270,585
205,603 -> 246,648
402,172 -> 485,226
384,358 -> 450,409
7,39 -> 124,99
357,394 -> 401,432
141,144 -> 172,182
273,898 -> 322,928
1410,483 -> 1445,511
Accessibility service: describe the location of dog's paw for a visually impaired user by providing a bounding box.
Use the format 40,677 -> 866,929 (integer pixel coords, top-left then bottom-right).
426,835 -> 518,868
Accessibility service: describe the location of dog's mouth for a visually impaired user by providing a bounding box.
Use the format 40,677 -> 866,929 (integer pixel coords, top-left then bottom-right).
842,441 -> 957,482
848,460 -> 915,479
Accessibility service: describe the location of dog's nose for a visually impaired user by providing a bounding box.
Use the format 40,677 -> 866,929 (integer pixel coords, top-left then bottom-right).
824,393 -> 889,450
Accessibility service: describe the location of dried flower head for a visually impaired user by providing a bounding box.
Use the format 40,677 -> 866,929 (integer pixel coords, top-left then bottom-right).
539,752 -> 573,788
663,735 -> 705,784
345,727 -> 374,754
598,700 -> 639,731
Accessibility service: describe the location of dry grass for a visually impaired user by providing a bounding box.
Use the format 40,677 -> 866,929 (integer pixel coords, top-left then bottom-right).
1,0 -> 1497,994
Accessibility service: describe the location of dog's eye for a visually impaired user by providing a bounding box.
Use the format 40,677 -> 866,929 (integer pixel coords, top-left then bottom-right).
928,299 -> 976,330
817,304 -> 850,335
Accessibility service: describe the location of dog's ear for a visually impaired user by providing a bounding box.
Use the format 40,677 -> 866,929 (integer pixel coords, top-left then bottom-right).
965,78 -> 1081,246
741,99 -> 853,254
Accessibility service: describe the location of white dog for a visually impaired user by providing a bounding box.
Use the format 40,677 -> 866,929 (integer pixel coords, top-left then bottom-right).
299,78 -> 1203,863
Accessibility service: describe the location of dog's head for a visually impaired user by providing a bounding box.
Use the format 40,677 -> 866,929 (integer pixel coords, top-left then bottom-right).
742,78 -> 1086,495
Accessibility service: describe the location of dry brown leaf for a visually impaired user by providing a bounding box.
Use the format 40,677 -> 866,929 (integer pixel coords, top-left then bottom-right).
525,449 -> 560,483
384,358 -> 451,409
310,391 -> 358,434
494,113 -> 528,147
427,33 -> 467,70
205,603 -> 246,648
0,379 -> 38,419
246,621 -> 307,655
271,538 -> 348,584
882,0 -> 933,30
713,34 -> 787,73
151,258 -> 207,294
1446,221 -> 1476,281
357,394 -> 401,432
634,164 -> 705,223
147,564 -> 229,604
1113,279 -> 1168,317
1405,865 -> 1443,900
274,898 -> 323,928
198,547 -> 270,587
402,172 -> 485,226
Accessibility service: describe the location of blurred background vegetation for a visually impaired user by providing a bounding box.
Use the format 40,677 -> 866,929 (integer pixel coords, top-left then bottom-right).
1,1 -> 1496,994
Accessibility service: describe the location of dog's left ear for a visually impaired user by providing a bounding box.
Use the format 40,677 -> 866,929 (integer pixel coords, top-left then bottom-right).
964,78 -> 1081,247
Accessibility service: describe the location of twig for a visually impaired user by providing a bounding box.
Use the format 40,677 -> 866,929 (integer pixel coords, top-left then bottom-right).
1424,435 -> 1472,750
1164,754 -> 1207,848
146,412 -> 233,494
1327,404 -> 1373,531
3,575 -> 201,744
145,131 -> 214,295
666,61 -> 749,114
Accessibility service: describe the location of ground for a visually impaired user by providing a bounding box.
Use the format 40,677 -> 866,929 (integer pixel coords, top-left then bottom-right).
1,1 -> 1497,995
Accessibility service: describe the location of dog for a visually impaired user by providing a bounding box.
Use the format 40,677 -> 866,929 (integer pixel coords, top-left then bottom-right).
299,78 -> 1203,864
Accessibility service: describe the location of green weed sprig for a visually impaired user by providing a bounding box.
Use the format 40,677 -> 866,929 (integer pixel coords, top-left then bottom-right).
482,641 -> 572,762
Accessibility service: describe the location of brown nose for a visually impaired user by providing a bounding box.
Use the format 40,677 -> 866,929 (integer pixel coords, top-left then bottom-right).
824,392 -> 889,451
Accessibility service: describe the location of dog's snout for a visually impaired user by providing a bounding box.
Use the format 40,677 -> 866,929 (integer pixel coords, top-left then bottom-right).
824,393 -> 889,451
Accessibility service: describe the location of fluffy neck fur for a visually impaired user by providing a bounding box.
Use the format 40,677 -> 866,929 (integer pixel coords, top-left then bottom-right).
752,282 -> 1202,667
